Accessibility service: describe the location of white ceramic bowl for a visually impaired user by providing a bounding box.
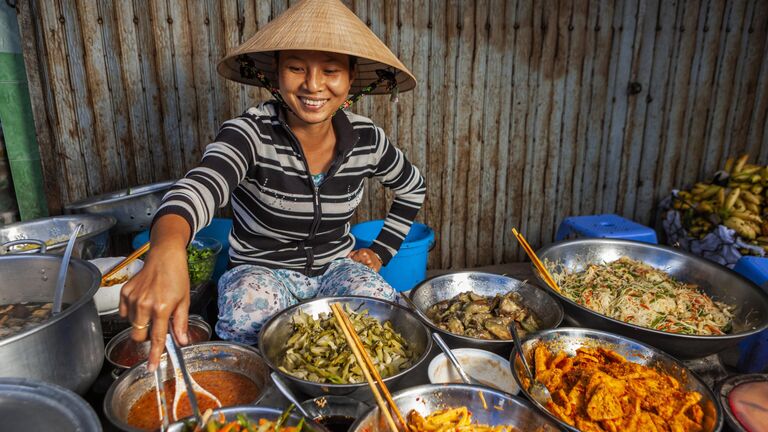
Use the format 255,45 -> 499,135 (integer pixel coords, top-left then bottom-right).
89,257 -> 144,315
427,348 -> 519,395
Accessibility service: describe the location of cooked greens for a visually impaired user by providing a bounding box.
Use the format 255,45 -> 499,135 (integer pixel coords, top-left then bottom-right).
278,307 -> 415,384
426,291 -> 540,340
187,245 -> 216,285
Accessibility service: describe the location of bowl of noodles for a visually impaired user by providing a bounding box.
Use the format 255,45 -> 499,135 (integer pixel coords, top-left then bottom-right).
349,383 -> 560,432
535,238 -> 768,358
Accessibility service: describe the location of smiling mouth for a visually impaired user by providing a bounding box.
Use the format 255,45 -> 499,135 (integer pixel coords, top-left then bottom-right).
299,97 -> 329,109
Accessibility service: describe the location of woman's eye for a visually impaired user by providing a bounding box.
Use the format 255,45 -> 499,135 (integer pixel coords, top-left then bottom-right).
324,69 -> 340,74
288,66 -> 303,72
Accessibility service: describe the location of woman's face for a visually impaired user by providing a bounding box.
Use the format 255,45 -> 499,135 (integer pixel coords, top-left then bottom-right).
277,50 -> 353,126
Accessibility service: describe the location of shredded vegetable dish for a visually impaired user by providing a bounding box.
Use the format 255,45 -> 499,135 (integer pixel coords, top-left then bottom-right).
278,307 -> 415,384
519,345 -> 710,432
407,407 -> 519,432
549,257 -> 733,335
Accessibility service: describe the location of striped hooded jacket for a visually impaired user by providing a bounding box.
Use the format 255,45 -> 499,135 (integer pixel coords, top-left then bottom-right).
154,101 -> 426,276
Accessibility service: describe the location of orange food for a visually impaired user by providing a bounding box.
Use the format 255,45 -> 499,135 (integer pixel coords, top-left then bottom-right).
126,370 -> 260,431
519,345 -> 711,432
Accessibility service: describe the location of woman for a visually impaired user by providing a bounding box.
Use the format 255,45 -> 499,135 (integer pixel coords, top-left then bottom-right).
120,0 -> 425,371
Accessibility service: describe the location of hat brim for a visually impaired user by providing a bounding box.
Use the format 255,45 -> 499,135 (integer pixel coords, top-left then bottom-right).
217,49 -> 416,94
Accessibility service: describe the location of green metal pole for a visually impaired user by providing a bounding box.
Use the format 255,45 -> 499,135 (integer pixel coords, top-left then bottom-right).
0,3 -> 48,220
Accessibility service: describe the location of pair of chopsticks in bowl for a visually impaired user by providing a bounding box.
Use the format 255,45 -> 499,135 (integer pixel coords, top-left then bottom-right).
100,241 -> 150,285
329,303 -> 406,432
511,228 -> 561,294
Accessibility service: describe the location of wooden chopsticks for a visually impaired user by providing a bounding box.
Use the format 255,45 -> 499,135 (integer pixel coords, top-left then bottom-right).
512,228 -> 561,293
101,241 -> 150,285
329,303 -> 406,432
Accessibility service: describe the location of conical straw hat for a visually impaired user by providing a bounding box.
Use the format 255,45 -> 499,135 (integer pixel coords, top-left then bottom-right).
217,0 -> 416,94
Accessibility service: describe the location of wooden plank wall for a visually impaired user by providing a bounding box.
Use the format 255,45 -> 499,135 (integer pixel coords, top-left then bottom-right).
16,0 -> 768,269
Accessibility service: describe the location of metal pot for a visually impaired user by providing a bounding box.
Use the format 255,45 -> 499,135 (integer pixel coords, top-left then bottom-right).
0,377 -> 102,431
64,180 -> 176,233
0,255 -> 104,394
0,214 -> 116,259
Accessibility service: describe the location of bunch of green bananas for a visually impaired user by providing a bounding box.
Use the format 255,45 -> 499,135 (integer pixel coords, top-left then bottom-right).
672,155 -> 768,252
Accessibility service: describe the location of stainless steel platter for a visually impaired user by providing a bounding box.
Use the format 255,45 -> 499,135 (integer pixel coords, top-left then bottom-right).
0,214 -> 115,259
349,383 -> 561,432
258,296 -> 432,398
408,272 -> 564,355
510,327 -> 723,432
64,180 -> 175,233
534,239 -> 768,358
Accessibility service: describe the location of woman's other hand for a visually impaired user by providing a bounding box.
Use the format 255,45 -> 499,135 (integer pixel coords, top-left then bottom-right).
119,214 -> 191,372
347,248 -> 383,272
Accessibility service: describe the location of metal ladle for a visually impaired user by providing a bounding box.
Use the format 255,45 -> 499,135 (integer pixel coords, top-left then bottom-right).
164,332 -> 221,422
510,322 -> 551,405
431,333 -> 484,386
270,372 -> 316,418
52,224 -> 83,315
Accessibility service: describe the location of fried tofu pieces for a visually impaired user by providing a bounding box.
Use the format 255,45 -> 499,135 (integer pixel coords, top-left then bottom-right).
530,345 -> 707,432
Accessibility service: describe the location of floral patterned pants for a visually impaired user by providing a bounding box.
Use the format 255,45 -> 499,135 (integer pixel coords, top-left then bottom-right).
215,258 -> 395,344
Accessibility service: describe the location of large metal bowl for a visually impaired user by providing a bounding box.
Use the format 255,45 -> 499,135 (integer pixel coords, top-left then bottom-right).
259,296 -> 433,398
350,383 -> 561,432
408,272 -> 564,355
104,341 -> 270,432
535,239 -> 768,359
510,327 -> 723,432
0,214 -> 115,259
168,406 -> 329,432
64,180 -> 175,233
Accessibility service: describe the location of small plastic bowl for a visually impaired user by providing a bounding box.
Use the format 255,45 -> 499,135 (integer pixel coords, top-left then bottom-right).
428,348 -> 519,395
89,257 -> 144,315
187,236 -> 222,286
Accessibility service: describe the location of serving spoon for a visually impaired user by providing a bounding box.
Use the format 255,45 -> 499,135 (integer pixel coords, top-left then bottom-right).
510,322 -> 551,405
52,224 -> 83,315
431,333 -> 484,386
164,332 -> 221,421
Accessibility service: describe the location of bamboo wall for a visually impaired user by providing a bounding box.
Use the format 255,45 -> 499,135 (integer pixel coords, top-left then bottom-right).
15,0 -> 768,269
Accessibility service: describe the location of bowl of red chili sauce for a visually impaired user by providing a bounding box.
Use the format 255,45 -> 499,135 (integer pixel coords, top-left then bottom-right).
104,341 -> 270,432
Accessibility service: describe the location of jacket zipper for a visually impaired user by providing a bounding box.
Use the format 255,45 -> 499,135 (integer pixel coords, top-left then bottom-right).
282,122 -> 322,275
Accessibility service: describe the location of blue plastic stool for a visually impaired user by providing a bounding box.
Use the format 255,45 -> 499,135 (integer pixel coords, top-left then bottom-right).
351,220 -> 435,292
555,214 -> 658,244
734,257 -> 768,373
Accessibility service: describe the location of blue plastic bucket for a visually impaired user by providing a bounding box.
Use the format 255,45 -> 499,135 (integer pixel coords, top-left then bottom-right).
133,218 -> 233,282
350,220 -> 435,292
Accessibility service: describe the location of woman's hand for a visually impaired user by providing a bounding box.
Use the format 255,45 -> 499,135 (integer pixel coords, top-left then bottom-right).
119,214 -> 191,372
347,248 -> 383,272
